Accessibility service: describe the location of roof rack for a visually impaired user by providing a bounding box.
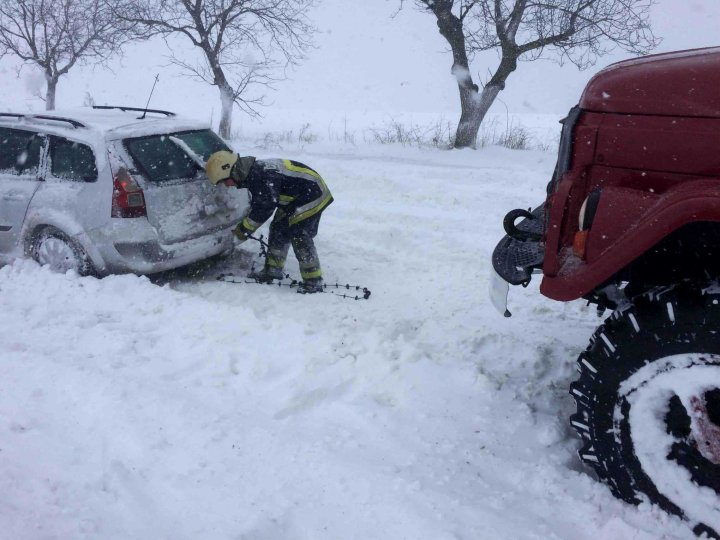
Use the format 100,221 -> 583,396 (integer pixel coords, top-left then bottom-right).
93,105 -> 176,117
32,115 -> 86,128
0,112 -> 86,128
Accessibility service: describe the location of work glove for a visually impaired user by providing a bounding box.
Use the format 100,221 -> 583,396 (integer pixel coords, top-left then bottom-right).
233,224 -> 249,243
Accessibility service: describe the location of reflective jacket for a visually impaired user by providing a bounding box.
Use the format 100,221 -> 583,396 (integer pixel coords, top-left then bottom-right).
233,159 -> 333,235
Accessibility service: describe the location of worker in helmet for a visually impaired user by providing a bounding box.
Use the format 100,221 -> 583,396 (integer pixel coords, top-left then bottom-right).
206,151 -> 333,294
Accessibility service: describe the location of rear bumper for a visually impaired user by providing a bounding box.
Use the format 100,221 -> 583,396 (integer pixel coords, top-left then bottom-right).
88,220 -> 235,275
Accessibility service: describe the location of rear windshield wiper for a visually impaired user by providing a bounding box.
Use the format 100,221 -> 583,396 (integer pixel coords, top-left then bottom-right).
168,136 -> 206,169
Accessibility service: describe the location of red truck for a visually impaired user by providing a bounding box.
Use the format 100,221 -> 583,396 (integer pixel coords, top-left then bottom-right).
492,47 -> 720,537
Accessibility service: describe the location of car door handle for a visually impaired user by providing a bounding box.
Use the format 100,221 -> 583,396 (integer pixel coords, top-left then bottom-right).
2,195 -> 25,202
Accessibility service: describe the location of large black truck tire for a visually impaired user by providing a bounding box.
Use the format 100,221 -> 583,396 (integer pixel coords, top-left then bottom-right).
570,283 -> 720,537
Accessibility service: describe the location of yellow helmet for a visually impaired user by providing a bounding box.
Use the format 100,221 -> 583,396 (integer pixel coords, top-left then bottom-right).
205,150 -> 239,185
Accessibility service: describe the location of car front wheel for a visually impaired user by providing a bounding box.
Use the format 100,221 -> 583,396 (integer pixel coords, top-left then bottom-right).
570,283 -> 720,538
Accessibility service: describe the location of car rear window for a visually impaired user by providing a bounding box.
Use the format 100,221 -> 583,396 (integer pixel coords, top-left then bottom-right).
0,127 -> 42,175
124,129 -> 230,183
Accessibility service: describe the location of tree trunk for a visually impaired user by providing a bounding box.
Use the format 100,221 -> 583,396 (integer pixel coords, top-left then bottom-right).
218,81 -> 234,139
455,83 -> 496,149
455,53 -> 519,148
432,6 -> 482,149
45,73 -> 58,111
205,49 -> 235,138
430,3 -> 520,148
453,50 -> 518,149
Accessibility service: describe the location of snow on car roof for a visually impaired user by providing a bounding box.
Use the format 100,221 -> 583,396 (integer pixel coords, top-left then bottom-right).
0,107 -> 211,141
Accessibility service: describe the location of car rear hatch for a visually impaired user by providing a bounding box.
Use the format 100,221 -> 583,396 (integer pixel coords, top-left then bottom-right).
121,129 -> 246,244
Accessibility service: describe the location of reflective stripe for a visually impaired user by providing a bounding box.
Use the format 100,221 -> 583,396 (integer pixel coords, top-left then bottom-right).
279,194 -> 295,206
301,268 -> 322,280
283,159 -> 322,180
280,159 -> 332,225
289,194 -> 332,225
266,255 -> 285,268
242,216 -> 262,232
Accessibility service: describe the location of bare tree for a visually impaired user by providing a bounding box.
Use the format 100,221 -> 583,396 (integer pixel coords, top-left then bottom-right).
116,0 -> 316,138
403,0 -> 659,149
0,0 -> 138,110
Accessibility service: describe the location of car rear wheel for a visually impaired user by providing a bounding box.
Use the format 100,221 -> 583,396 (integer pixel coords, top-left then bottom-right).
31,227 -> 94,276
570,283 -> 720,538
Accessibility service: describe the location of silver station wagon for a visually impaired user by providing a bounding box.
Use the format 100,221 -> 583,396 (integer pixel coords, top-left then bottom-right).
0,106 -> 248,275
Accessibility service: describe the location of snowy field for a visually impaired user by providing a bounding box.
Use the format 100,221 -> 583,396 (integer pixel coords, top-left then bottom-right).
2,0 -> 719,537
0,142 -> 698,539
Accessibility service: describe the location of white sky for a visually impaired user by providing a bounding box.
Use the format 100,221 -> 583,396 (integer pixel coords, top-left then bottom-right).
0,0 -> 718,123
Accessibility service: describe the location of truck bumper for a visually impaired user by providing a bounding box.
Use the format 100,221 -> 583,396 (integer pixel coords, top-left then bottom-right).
490,205 -> 546,316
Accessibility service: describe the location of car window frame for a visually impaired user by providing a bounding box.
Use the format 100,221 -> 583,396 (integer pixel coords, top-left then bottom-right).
47,134 -> 99,183
0,126 -> 46,181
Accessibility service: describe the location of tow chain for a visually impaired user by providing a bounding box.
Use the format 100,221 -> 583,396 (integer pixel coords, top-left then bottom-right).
217,234 -> 372,301
247,233 -> 270,258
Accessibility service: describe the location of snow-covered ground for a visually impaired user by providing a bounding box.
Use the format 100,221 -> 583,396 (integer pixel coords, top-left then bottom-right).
3,1 -> 719,536
0,143 -> 697,539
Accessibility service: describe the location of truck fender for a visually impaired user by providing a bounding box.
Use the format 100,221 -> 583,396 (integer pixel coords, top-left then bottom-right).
541,179 -> 720,301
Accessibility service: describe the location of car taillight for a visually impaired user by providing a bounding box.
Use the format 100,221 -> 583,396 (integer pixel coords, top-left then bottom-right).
112,167 -> 146,218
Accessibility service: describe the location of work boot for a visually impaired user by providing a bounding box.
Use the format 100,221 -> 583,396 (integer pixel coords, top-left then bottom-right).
297,277 -> 324,294
247,266 -> 284,283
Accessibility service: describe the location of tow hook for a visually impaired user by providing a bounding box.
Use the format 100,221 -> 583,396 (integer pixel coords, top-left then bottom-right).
503,208 -> 543,242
